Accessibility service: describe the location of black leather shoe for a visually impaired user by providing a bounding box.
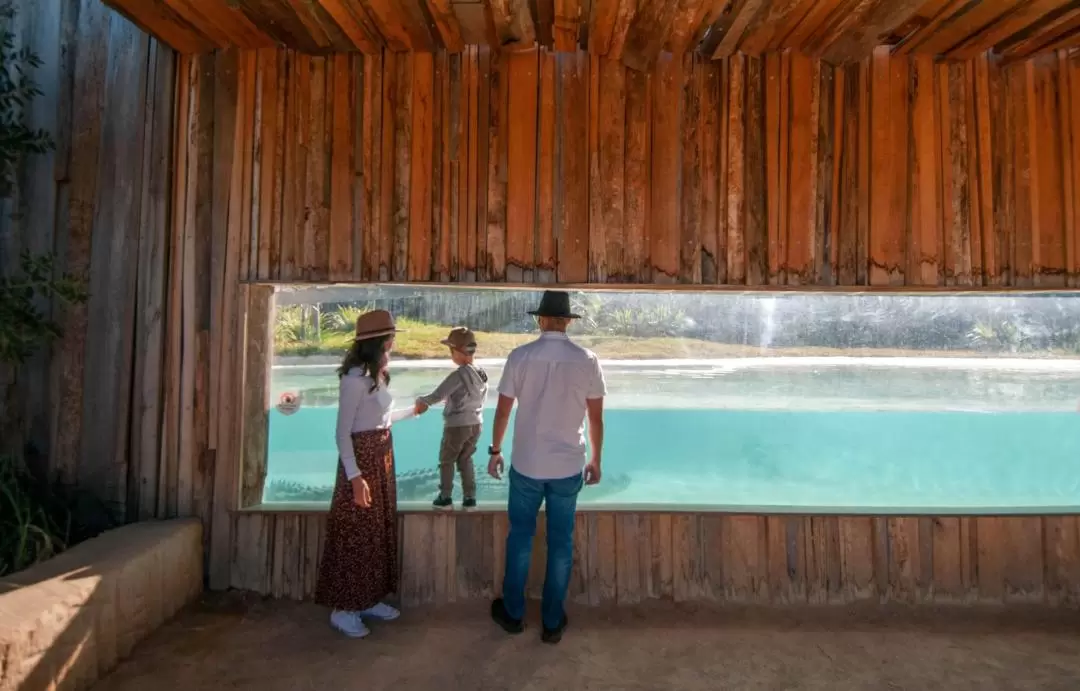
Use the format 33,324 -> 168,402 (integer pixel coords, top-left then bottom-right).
541,614 -> 568,644
490,599 -> 524,634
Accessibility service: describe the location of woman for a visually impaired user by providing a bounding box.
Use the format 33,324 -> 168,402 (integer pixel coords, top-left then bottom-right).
315,309 -> 421,638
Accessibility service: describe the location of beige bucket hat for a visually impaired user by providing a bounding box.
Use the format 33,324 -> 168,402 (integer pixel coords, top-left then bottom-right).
440,326 -> 477,352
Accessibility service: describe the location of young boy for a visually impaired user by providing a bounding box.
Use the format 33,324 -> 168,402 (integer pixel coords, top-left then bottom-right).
416,327 -> 489,510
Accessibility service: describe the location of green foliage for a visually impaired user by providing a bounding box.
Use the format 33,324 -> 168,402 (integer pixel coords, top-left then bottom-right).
0,453 -> 68,575
0,3 -> 98,577
0,1 -> 53,197
0,250 -> 87,364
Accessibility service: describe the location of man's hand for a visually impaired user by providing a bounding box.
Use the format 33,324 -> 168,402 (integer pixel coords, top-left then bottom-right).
488,452 -> 505,480
414,399 -> 429,415
350,476 -> 372,508
583,459 -> 602,486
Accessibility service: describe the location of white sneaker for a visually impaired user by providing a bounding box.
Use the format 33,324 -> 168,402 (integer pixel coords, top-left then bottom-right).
359,602 -> 400,621
330,610 -> 370,638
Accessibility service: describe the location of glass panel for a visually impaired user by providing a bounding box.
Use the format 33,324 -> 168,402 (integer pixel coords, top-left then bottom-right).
262,286 -> 1080,513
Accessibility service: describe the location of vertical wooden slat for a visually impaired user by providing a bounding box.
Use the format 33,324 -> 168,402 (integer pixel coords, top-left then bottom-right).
329,54 -> 354,280
650,52 -> 680,282
726,53 -> 746,284
588,54 -> 604,282
409,52 -> 434,281
868,47 -> 907,287
699,59 -> 720,283
911,55 -> 941,287
624,68 -> 650,282
600,56 -> 626,282
673,514 -> 704,602
744,56 -> 768,286
434,52 -> 452,281
485,49 -> 508,281
255,49 -> 277,280
557,51 -> 589,282
537,49 -> 558,281
837,517 -> 875,602
679,53 -> 701,284
506,49 -> 540,281
392,53 -> 412,281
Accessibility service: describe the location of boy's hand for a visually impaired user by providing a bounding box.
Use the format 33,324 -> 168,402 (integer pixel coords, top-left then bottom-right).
415,399 -> 429,415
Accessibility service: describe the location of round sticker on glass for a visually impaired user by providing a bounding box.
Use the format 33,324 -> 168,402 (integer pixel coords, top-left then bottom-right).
277,391 -> 302,416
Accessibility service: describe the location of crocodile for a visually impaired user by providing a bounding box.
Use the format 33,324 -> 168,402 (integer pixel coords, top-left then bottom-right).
265,467 -> 632,504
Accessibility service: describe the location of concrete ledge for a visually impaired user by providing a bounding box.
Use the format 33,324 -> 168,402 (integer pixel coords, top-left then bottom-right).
0,519 -> 203,691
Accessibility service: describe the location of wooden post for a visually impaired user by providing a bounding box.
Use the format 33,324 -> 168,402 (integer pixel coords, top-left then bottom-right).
240,285 -> 273,508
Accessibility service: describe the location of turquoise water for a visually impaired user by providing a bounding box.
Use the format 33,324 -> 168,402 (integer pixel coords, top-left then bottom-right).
263,359 -> 1080,512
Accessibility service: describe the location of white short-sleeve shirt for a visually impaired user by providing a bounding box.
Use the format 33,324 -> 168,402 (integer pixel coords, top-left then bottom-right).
497,331 -> 607,480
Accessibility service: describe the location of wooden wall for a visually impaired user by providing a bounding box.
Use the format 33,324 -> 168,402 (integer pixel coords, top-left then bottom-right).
135,41 -> 1080,591
204,45 -> 1080,288
231,511 -> 1080,607
9,2 -> 1080,604
1,0 -> 177,520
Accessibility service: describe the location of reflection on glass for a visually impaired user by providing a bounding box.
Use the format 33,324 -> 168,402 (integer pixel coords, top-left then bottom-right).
263,286 -> 1080,512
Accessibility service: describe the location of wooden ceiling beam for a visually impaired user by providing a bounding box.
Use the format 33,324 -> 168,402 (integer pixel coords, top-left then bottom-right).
424,0 -> 467,51
107,0 -> 217,53
607,0 -> 639,58
287,0 -> 356,50
759,0 -> 816,51
452,0 -> 491,45
315,0 -> 385,53
914,0 -> 1025,56
589,0 -> 620,53
163,0 -> 275,48
362,0 -> 424,50
738,0 -> 806,54
667,0 -> 713,55
780,0 -> 845,53
488,0 -> 537,50
553,0 -> 585,51
889,0 -> 968,56
622,0 -> 681,71
947,0 -> 1080,60
820,0 -> 924,63
1001,6 -> 1080,59
711,0 -> 769,58
233,0 -> 325,52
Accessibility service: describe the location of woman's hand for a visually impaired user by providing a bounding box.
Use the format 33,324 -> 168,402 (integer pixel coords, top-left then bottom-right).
415,399 -> 429,415
350,476 -> 372,508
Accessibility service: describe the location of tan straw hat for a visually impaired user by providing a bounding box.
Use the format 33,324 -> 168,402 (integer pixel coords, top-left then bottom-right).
354,309 -> 401,341
440,326 -> 477,352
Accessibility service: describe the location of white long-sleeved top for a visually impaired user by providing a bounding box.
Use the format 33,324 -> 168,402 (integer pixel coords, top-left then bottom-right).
336,368 -> 415,479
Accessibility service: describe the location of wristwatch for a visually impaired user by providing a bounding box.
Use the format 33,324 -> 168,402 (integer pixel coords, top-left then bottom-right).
488,445 -> 501,456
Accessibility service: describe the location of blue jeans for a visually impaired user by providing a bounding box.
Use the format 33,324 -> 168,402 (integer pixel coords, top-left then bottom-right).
501,466 -> 583,630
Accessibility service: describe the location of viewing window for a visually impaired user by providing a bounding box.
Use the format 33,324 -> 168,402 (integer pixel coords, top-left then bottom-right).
248,286 -> 1080,513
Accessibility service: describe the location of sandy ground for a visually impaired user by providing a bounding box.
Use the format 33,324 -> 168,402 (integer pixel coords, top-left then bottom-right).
94,593 -> 1080,691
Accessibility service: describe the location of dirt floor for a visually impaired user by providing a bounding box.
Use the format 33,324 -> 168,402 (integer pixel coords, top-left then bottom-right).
94,593 -> 1080,691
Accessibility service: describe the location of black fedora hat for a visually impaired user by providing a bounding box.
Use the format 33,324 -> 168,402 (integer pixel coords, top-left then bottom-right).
527,290 -> 580,319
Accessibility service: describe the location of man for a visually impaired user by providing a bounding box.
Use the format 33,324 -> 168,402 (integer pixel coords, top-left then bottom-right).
486,290 -> 606,644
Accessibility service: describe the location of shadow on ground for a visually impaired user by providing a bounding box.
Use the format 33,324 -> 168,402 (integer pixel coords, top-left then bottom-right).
94,592 -> 1080,691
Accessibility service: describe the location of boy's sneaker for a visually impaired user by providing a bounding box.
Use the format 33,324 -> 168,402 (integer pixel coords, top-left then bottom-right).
462,497 -> 477,511
432,495 -> 453,511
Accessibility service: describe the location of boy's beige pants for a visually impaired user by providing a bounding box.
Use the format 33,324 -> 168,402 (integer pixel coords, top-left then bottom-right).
439,423 -> 481,497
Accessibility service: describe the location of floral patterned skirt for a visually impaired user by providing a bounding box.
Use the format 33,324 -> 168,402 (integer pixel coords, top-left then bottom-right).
314,429 -> 399,612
